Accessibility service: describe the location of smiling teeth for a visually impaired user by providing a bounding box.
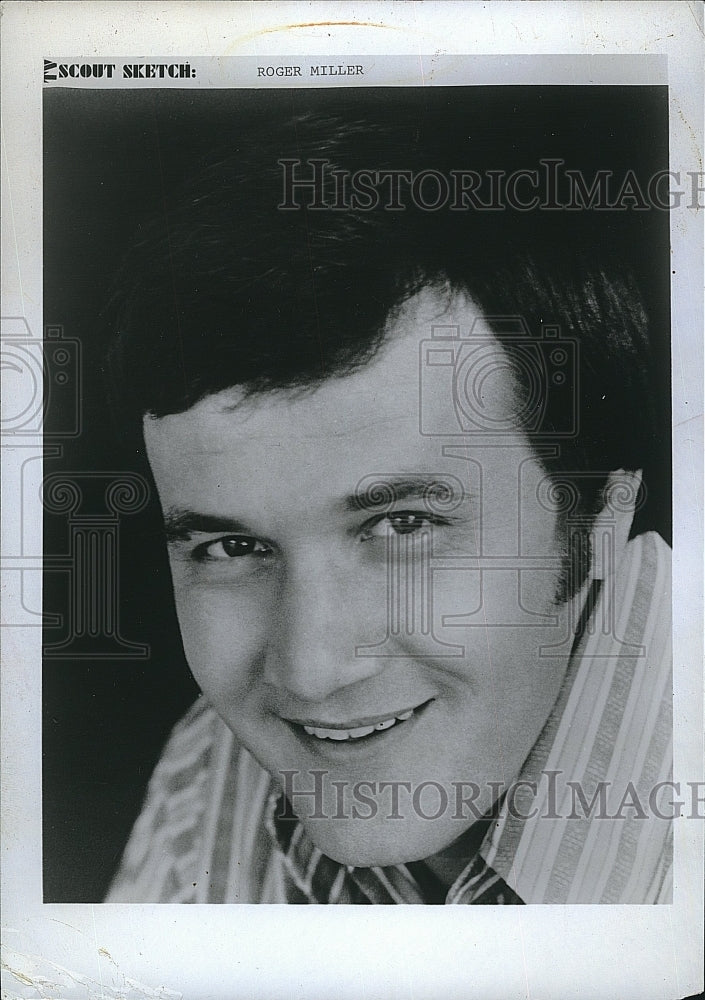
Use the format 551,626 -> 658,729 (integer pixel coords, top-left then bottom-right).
303,710 -> 414,741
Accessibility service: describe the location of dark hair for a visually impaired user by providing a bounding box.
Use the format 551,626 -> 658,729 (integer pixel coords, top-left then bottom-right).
106,101 -> 668,537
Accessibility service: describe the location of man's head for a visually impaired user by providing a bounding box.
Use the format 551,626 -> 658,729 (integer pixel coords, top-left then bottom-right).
109,106 -> 659,501
109,103 -> 665,865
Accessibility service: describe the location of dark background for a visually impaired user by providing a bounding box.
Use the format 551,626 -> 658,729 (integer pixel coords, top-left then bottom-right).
43,85 -> 671,901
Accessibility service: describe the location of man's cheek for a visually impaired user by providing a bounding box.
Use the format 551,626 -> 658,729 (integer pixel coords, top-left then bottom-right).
431,569 -> 484,624
172,589 -> 258,692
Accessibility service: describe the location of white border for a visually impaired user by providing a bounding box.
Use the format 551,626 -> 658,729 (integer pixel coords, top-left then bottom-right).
2,3 -> 703,998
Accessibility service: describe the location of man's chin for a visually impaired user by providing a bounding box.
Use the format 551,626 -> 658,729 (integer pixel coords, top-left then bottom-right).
299,816 -> 468,869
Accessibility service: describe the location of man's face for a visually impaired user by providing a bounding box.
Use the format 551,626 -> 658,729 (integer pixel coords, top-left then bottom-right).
145,288 -> 582,866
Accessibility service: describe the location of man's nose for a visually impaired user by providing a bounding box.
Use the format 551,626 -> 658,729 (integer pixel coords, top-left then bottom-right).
263,552 -> 384,703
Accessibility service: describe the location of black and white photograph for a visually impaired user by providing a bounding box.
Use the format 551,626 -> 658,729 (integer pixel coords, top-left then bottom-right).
43,82 -> 675,906
2,3 -> 703,998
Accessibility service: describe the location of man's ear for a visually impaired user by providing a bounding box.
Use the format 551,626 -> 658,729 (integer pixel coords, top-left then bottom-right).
589,468 -> 644,580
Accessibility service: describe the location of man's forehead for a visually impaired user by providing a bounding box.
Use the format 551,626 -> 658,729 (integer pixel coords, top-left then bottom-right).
143,287 -> 501,454
143,391 -> 438,471
141,279 -> 542,529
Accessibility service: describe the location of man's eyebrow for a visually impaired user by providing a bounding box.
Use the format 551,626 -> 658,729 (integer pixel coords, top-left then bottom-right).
163,508 -> 252,542
163,479 -> 466,539
343,476 -> 466,512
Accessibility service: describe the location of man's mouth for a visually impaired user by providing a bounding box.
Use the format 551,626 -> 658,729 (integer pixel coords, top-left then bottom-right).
287,701 -> 432,742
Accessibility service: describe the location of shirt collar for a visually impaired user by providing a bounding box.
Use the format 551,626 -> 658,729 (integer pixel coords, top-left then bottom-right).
482,531 -> 669,902
265,790 -> 523,905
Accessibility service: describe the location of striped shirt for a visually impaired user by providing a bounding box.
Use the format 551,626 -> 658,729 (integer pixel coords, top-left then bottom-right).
106,530 -> 672,904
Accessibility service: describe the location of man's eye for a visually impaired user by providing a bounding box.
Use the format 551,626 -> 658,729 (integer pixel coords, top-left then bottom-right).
361,512 -> 437,540
196,535 -> 271,561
